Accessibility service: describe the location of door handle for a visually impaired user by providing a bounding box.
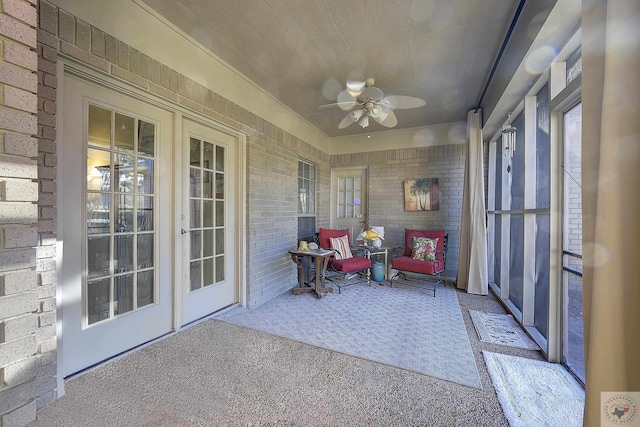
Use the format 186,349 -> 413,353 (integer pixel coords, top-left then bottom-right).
181,228 -> 188,235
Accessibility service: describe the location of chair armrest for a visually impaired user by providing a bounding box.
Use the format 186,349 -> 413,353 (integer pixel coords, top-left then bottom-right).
391,246 -> 405,259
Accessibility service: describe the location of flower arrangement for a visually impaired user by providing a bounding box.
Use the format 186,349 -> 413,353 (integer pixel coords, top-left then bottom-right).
359,227 -> 384,247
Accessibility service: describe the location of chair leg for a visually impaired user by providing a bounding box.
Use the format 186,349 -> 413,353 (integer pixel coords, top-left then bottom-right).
389,271 -> 405,287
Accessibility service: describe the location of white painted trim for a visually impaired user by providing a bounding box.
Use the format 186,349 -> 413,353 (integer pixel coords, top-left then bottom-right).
329,122 -> 467,154
172,112 -> 183,331
55,59 -> 66,397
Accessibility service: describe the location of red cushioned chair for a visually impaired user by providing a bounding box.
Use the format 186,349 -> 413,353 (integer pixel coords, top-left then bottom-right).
390,229 -> 447,297
317,228 -> 371,293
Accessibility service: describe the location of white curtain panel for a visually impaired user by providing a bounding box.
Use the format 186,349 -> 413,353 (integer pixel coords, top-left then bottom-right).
455,110 -> 488,295
581,1 -> 640,425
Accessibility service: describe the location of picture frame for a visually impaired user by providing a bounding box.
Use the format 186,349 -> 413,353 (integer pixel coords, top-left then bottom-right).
404,178 -> 439,211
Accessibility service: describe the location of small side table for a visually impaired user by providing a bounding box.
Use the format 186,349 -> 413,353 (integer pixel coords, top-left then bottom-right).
356,245 -> 390,280
289,249 -> 334,298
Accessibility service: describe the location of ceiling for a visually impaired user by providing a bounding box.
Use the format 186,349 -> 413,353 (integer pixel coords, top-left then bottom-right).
137,0 -> 521,138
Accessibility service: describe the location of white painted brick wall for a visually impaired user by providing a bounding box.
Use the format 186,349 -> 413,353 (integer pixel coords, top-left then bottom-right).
1,314 -> 37,342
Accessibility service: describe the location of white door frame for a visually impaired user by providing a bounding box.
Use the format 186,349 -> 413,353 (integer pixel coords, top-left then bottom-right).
55,60 -> 247,396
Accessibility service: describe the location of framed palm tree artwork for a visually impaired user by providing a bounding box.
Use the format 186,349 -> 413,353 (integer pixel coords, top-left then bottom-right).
404,178 -> 439,211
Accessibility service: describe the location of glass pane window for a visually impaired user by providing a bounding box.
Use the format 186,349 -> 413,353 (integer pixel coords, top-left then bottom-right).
298,159 -> 317,241
85,104 -> 156,326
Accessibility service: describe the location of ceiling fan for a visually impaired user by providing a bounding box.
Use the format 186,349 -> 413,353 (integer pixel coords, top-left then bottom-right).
319,77 -> 426,129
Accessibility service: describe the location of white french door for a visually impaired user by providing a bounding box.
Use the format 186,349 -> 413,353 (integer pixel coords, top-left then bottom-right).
331,167 -> 368,241
179,119 -> 238,325
61,74 -> 174,377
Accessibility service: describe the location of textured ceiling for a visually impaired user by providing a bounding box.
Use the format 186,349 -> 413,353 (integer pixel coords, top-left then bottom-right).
138,0 -> 519,137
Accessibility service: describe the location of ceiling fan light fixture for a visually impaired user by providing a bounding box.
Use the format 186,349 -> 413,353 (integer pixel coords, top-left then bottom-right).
358,115 -> 369,128
350,109 -> 364,122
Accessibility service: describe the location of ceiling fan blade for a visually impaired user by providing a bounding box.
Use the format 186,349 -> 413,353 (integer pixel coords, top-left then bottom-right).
338,112 -> 355,129
318,101 -> 359,110
372,108 -> 397,128
380,95 -> 426,109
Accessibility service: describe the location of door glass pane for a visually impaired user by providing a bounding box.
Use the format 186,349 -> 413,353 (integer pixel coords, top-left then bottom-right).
190,138 -> 200,166
114,113 -> 135,152
563,102 -> 584,383
190,230 -> 201,260
86,105 -> 157,325
203,200 -> 214,228
216,201 -> 224,227
88,236 -> 110,279
114,274 -> 134,315
137,158 -> 154,194
87,148 -> 111,191
215,173 -> 224,199
190,261 -> 201,291
203,142 -> 214,170
216,145 -> 225,172
87,193 -> 110,235
215,256 -> 224,282
137,270 -> 154,308
138,121 -> 155,156
203,258 -> 214,287
115,195 -> 134,233
87,278 -> 110,324
202,171 -> 213,198
215,229 -> 224,255
190,169 -> 201,197
203,229 -> 214,258
88,105 -> 111,149
190,200 -> 201,229
115,154 -> 135,193
115,235 -> 133,273
137,233 -> 154,269
137,196 -> 154,231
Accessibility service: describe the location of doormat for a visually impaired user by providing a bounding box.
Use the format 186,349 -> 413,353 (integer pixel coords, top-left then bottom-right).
483,351 -> 584,427
469,309 -> 540,350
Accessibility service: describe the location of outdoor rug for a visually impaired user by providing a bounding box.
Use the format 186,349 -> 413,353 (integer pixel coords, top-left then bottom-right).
216,281 -> 482,389
483,351 -> 585,427
469,309 -> 540,350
